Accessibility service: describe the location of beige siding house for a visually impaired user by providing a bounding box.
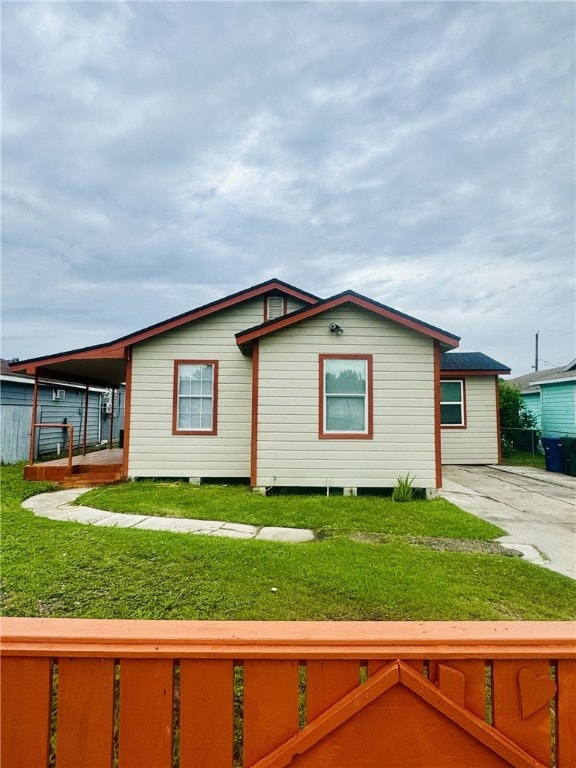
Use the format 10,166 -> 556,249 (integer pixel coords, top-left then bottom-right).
11,279 -> 510,491
440,375 -> 501,465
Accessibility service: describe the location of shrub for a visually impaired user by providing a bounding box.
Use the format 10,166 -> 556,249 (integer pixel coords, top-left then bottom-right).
392,473 -> 414,503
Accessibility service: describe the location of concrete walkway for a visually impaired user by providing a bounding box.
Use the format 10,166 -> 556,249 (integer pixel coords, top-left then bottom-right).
441,465 -> 576,580
21,488 -> 315,543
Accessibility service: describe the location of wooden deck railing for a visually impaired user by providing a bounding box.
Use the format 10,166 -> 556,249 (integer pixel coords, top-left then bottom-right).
1,619 -> 575,768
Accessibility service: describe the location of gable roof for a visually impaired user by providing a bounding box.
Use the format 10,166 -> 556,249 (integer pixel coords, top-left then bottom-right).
509,360 -> 575,394
440,352 -> 510,375
235,290 -> 460,353
9,279 -> 319,387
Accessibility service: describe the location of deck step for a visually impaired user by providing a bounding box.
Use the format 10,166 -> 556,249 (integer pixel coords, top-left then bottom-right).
59,474 -> 123,488
24,464 -> 123,486
73,464 -> 123,475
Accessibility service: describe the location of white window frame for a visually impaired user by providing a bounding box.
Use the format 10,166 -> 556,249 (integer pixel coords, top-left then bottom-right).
440,379 -> 465,427
173,360 -> 218,435
319,355 -> 373,439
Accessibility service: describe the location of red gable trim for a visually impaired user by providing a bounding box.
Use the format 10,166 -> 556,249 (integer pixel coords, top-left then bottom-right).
109,280 -> 318,350
11,280 -> 319,374
236,292 -> 460,350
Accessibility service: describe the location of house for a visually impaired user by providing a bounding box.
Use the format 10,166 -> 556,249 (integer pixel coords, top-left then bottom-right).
10,279 -> 509,492
510,361 -> 576,438
0,358 -> 124,464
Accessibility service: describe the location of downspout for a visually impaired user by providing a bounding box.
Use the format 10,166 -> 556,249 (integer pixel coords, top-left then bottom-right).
433,341 -> 442,489
495,377 -> 503,465
28,373 -> 39,465
82,384 -> 89,455
121,349 -> 132,480
250,340 -> 259,487
109,388 -> 116,448
98,393 -> 102,444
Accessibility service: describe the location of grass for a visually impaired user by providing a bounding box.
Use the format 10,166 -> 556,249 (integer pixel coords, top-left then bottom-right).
77,481 -> 502,540
2,464 -> 576,621
502,449 -> 546,470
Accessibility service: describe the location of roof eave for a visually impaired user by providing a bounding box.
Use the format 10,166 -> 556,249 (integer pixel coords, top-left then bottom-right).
236,292 -> 460,352
11,279 -> 320,375
441,368 -> 511,377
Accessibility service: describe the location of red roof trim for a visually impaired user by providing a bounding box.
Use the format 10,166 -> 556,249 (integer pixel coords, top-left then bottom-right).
236,292 -> 460,350
12,347 -> 126,376
11,279 -> 319,374
112,281 -> 318,350
441,370 -> 509,377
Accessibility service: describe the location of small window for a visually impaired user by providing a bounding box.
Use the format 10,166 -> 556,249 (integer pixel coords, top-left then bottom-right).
320,355 -> 373,438
265,296 -> 286,320
173,361 -> 218,435
440,380 -> 465,427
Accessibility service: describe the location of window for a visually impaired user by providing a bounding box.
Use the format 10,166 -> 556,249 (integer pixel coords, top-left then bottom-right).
320,355 -> 373,438
440,379 -> 465,427
173,360 -> 218,435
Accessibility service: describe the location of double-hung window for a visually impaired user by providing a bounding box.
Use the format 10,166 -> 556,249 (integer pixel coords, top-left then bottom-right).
320,355 -> 373,438
440,379 -> 465,427
173,360 -> 218,435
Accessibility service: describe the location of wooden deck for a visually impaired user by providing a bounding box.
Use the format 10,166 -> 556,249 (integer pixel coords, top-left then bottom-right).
24,448 -> 123,486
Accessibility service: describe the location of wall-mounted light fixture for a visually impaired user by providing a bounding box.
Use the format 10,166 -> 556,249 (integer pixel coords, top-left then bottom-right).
329,322 -> 344,335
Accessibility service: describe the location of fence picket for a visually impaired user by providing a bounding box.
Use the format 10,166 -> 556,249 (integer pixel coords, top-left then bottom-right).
118,659 -> 174,768
306,660 -> 360,721
0,657 -> 52,768
179,659 -> 234,768
438,660 -> 487,719
556,659 -> 576,768
243,660 -> 300,766
56,657 -> 115,768
493,659 -> 553,766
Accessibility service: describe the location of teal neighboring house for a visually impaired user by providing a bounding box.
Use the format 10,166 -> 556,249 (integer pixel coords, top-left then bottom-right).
509,360 -> 576,438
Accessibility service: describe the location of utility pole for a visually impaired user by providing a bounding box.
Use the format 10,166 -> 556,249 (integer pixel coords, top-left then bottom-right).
533,331 -> 539,372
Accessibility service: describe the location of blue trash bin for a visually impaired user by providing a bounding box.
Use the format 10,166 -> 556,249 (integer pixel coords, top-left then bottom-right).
541,437 -> 566,473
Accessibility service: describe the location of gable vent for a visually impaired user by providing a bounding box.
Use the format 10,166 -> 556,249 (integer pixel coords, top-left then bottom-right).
266,296 -> 285,320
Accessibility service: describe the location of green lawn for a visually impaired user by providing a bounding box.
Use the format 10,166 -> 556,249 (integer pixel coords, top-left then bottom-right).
2,464 -> 575,621
78,481 -> 503,539
502,449 -> 546,470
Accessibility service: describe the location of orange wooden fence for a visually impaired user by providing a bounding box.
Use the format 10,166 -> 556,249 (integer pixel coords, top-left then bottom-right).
1,619 -> 575,768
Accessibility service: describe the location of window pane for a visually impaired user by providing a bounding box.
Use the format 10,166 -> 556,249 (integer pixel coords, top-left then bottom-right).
325,359 -> 366,394
326,396 -> 366,431
178,398 -> 191,429
441,381 -> 462,403
441,403 -> 463,425
176,363 -> 214,431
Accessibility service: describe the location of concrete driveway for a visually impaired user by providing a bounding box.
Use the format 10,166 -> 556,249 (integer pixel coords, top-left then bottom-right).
440,465 -> 576,580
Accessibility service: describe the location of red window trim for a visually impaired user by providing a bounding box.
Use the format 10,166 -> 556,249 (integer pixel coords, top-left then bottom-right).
172,359 -> 219,436
319,354 -> 374,440
440,378 -> 467,429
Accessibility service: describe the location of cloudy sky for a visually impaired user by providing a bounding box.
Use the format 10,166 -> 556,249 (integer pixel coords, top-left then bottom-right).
2,1 -> 574,376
